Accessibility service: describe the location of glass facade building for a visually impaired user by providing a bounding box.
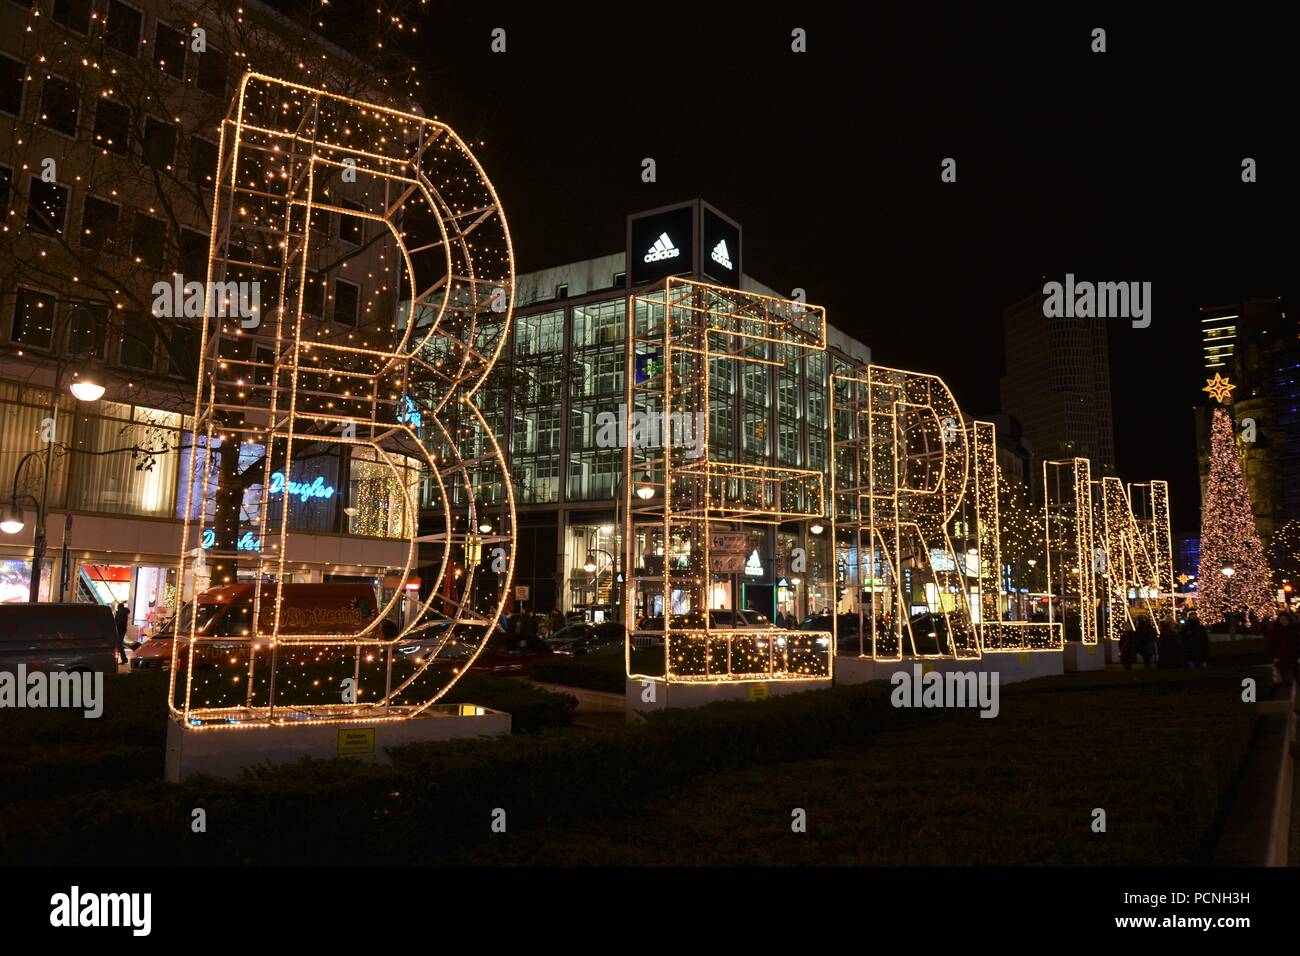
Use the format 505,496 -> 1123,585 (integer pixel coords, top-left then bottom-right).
458,251 -> 871,616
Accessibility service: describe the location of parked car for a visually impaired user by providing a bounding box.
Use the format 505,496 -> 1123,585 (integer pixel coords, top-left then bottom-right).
131,582 -> 386,671
544,620 -> 625,656
0,603 -> 117,674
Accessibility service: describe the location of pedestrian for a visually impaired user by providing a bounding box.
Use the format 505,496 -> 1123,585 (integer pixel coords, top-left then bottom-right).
1157,617 -> 1184,669
1265,610 -> 1299,685
1134,616 -> 1158,669
1182,611 -> 1209,668
1119,624 -> 1138,670
113,601 -> 130,665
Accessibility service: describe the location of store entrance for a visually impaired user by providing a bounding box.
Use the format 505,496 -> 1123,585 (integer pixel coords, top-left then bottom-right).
741,583 -> 775,622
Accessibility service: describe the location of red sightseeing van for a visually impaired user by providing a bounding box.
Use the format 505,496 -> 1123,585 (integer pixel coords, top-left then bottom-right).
131,582 -> 387,670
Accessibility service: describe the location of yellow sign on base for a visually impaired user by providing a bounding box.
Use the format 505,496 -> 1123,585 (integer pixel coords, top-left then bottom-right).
748,684 -> 769,701
337,729 -> 375,756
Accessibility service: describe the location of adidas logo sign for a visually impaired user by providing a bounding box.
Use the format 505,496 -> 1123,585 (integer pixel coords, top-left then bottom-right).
643,232 -> 681,263
710,239 -> 733,270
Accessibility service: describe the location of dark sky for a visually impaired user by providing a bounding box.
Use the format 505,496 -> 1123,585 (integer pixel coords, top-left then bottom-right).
369,2 -> 1295,531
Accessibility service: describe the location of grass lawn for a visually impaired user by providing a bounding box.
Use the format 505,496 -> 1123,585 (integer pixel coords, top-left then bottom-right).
453,667 -> 1264,866
0,659 -> 1269,865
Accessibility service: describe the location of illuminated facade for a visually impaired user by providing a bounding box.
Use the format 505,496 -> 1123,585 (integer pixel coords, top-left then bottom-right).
0,0 -> 421,622
173,73 -> 515,726
468,201 -> 871,619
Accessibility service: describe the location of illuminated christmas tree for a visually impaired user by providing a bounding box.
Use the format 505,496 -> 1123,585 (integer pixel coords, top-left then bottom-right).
1197,408 -> 1274,625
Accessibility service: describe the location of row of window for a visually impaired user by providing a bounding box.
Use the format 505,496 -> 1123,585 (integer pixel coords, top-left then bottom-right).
1,0 -> 231,103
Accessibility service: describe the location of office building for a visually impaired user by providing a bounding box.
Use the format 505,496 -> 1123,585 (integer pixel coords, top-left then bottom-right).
999,290 -> 1116,492
1195,297 -> 1300,553
452,200 -> 871,616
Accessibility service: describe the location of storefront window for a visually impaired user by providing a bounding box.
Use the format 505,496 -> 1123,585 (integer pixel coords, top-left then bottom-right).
0,382 -> 71,509
347,448 -> 420,538
67,403 -> 180,517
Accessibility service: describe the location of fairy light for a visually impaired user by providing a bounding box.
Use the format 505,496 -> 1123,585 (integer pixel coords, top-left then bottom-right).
624,278 -> 832,683
173,72 -> 517,729
1196,407 -> 1273,626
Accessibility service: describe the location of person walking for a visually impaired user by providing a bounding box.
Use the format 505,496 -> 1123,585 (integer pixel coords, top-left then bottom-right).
1265,610 -> 1299,684
1182,611 -> 1209,668
1119,624 -> 1138,670
113,601 -> 130,665
1134,616 -> 1158,669
1157,618 -> 1185,669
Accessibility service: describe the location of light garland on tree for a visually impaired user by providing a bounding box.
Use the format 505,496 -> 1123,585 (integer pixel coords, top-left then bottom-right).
1196,407 -> 1274,626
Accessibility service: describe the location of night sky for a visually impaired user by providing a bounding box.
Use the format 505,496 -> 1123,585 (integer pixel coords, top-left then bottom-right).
336,2 -> 1296,531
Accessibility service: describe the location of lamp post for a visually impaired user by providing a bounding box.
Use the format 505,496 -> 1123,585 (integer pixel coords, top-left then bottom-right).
1221,565 -> 1237,640
1026,558 -> 1037,621
3,452 -> 48,602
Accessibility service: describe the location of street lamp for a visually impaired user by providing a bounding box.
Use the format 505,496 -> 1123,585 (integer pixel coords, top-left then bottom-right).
809,519 -> 825,536
1,501 -> 24,535
68,358 -> 106,402
3,451 -> 50,602
635,472 -> 655,500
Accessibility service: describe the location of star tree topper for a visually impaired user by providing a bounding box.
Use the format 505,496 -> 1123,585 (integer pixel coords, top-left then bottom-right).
1203,373 -> 1236,403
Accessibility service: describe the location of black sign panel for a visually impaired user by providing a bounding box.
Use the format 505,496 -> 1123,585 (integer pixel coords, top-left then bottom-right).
629,206 -> 694,286
701,207 -> 741,285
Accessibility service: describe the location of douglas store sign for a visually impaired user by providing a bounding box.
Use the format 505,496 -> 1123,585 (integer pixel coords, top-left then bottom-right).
628,200 -> 741,288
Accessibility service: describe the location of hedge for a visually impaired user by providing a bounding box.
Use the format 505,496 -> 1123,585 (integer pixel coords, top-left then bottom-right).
1,680 -> 906,864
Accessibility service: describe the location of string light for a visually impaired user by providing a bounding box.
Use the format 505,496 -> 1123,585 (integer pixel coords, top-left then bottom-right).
1196,407 -> 1273,626
172,72 -> 517,728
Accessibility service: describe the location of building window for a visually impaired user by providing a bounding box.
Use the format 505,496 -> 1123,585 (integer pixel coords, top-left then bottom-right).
152,22 -> 187,78
572,298 -> 625,349
52,0 -> 93,34
0,54 -> 24,117
66,403 -> 180,518
12,289 -> 56,349
332,278 -> 359,325
179,228 -> 208,280
338,199 -> 364,245
168,324 -> 201,379
38,76 -> 78,137
514,309 -> 563,356
131,211 -> 164,268
104,0 -> 144,57
80,195 -> 120,252
67,303 -> 108,358
196,47 -> 229,98
92,99 -> 131,155
26,177 -> 68,234
188,137 -> 218,187
118,312 -> 156,370
143,117 -> 177,169
302,271 -> 325,317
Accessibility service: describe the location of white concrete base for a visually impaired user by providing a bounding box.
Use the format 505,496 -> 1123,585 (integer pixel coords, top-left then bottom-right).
1063,641 -> 1106,672
1104,638 -> 1123,664
164,706 -> 510,782
834,649 -> 1064,686
625,676 -> 831,718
